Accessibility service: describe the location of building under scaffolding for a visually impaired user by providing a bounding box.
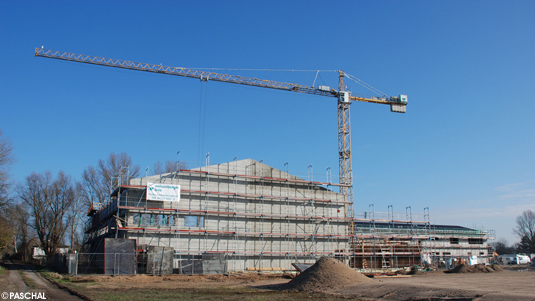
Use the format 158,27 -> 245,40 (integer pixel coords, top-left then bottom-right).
86,159 -> 350,272
84,158 -> 494,274
352,220 -> 495,271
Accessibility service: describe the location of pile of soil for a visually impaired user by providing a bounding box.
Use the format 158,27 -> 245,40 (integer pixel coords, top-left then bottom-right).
445,263 -> 503,274
282,257 -> 370,292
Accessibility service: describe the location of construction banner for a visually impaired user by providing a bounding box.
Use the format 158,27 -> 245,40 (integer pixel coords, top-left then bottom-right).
147,182 -> 180,202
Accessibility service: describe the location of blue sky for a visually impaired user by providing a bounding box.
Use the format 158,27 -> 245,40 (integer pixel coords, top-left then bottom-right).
1,0 -> 534,244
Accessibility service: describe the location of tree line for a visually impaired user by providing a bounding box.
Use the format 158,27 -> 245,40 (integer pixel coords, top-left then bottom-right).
0,129 -> 182,260
491,209 -> 535,255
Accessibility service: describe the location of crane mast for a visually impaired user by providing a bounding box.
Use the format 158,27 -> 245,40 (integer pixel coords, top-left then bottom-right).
35,48 -> 407,239
337,71 -> 354,234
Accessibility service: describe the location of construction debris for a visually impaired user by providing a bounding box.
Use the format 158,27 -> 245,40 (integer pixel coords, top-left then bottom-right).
291,263 -> 313,273
445,263 -> 503,273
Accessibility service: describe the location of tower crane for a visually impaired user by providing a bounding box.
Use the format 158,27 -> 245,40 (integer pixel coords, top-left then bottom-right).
35,48 -> 408,238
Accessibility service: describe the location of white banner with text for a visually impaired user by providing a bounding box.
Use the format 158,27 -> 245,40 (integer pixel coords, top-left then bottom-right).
147,182 -> 180,202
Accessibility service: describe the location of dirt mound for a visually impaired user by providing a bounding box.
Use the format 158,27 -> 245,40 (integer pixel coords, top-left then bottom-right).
445,264 -> 503,274
282,257 -> 370,292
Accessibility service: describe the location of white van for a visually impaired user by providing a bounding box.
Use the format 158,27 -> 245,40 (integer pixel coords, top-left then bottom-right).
514,255 -> 531,265
497,254 -> 531,265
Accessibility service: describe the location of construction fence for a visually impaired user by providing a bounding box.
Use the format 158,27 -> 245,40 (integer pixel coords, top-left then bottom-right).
46,251 -> 229,276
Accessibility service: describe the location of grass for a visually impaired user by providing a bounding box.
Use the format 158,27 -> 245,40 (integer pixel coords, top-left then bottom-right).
39,270 -> 56,281
60,286 -> 342,301
0,265 -> 5,275
40,275 -> 346,301
19,270 -> 38,289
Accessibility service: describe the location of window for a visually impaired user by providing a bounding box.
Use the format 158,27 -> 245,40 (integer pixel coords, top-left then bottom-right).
479,252 -> 485,256
184,215 -> 205,228
133,214 -> 141,226
443,252 -> 451,256
469,238 -> 484,245
450,238 -> 459,244
134,213 -> 174,226
158,215 -> 166,226
141,214 -> 152,226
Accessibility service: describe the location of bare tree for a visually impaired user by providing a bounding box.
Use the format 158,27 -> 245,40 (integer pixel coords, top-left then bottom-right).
513,209 -> 535,254
491,238 -> 516,255
0,204 -> 15,252
152,159 -> 178,175
18,171 -> 75,255
66,182 -> 86,252
152,159 -> 187,175
10,203 -> 34,261
0,129 -> 15,209
79,153 -> 139,251
0,203 -> 30,258
81,152 -> 140,205
0,130 -> 17,256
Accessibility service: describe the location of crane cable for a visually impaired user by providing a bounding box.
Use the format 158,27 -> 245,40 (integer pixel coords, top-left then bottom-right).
186,69 -> 387,97
343,72 -> 388,97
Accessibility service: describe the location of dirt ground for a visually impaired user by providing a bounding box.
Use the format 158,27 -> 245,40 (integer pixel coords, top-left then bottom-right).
332,267 -> 535,300
51,265 -> 535,301
1,261 -> 83,301
4,261 -> 535,300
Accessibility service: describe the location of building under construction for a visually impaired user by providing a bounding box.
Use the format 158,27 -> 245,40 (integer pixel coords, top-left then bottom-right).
86,159 -> 349,273
352,220 -> 494,270
85,158 -> 494,274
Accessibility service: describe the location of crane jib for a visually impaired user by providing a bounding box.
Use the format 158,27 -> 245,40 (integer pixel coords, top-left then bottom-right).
34,48 -> 408,107
35,48 -> 344,99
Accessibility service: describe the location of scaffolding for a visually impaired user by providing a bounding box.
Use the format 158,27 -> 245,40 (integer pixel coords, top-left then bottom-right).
349,210 -> 495,271
87,159 -> 350,272
85,157 -> 495,274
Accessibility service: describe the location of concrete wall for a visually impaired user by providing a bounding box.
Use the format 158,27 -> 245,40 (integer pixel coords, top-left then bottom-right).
147,246 -> 174,275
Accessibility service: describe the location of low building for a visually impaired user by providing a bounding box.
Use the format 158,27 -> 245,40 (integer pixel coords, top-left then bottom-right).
351,221 -> 494,270
32,246 -> 70,259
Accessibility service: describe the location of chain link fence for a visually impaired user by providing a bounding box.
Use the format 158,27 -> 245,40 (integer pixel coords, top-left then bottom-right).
48,251 -> 227,275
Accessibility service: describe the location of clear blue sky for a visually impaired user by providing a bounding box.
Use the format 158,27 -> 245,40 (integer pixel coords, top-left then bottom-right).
1,0 -> 534,244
